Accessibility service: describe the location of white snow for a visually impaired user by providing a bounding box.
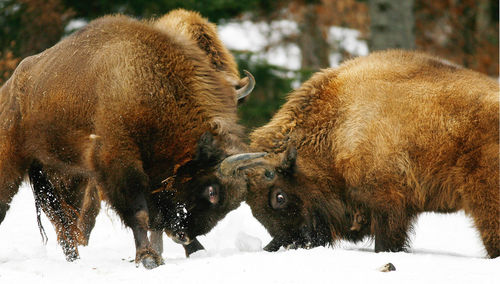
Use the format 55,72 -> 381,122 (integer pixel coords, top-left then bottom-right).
235,232 -> 262,252
0,184 -> 498,283
65,19 -> 88,34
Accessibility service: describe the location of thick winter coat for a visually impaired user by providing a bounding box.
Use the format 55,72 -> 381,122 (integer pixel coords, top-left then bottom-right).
244,50 -> 499,258
0,13 -> 259,268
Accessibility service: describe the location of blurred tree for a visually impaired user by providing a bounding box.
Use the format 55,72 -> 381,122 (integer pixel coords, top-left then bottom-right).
0,48 -> 20,83
0,0 -> 74,84
293,0 -> 330,70
0,0 -> 74,57
415,0 -> 498,76
254,0 -> 368,72
61,0 -> 260,22
368,0 -> 415,50
234,51 -> 294,130
236,0 -> 369,129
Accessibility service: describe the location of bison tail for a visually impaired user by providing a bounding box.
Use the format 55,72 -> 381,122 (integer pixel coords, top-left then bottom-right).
28,162 -> 49,245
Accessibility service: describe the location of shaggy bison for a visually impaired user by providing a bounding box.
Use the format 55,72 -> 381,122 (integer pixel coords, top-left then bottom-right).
27,9 -> 255,260
243,50 -> 499,258
0,13 -> 262,268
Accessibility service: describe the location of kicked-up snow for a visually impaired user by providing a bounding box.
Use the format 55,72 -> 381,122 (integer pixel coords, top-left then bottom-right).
0,184 -> 498,283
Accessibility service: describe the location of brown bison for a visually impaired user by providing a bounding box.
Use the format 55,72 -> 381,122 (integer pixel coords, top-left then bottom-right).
243,50 -> 499,258
27,9 -> 255,260
0,13 -> 262,268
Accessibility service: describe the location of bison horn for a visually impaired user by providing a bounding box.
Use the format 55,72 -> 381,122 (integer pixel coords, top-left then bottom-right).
235,70 -> 256,101
219,152 -> 266,176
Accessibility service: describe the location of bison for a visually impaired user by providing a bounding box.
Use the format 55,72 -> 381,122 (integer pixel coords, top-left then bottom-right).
243,50 -> 499,258
27,9 -> 255,260
0,13 -> 262,268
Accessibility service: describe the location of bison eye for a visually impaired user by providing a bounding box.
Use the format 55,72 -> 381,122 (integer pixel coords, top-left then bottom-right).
205,185 -> 219,204
270,190 -> 287,209
264,169 -> 275,180
276,193 -> 285,204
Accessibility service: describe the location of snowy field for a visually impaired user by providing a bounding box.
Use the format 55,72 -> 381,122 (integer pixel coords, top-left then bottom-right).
0,184 -> 498,283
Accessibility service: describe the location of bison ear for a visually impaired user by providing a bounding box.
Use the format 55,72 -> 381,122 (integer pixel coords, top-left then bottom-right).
195,131 -> 223,163
279,146 -> 297,175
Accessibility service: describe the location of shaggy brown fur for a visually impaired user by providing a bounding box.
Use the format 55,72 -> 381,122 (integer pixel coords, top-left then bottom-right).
0,13 -> 252,268
244,50 -> 499,258
30,9 -> 253,259
154,9 -> 240,88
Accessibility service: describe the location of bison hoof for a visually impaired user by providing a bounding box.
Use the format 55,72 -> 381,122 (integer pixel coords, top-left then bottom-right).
136,248 -> 164,269
141,256 -> 162,269
65,252 -> 80,262
60,240 -> 80,262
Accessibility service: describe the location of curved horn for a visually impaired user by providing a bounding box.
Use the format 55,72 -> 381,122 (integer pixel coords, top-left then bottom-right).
219,152 -> 266,176
235,70 -> 256,101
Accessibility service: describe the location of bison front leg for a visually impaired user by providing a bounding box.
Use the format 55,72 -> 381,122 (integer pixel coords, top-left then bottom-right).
0,135 -> 24,226
96,160 -> 163,269
349,184 -> 415,253
372,211 -> 414,253
461,166 -> 500,258
123,190 -> 164,269
130,205 -> 163,269
150,230 -> 164,256
77,182 -> 101,246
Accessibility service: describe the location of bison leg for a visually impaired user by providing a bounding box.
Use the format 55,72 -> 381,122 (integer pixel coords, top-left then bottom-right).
28,162 -> 82,261
470,205 -> 500,258
127,194 -> 163,269
183,238 -> 205,257
350,208 -> 368,232
349,184 -> 414,253
462,169 -> 500,258
0,139 -> 25,226
95,158 -> 163,269
0,180 -> 20,226
372,211 -> 414,253
150,230 -> 163,256
77,183 -> 101,246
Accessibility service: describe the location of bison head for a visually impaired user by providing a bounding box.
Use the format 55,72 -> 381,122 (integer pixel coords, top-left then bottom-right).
150,132 -> 265,245
242,146 -> 370,251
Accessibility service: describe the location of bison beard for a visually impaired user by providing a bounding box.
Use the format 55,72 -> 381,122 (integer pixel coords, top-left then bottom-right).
244,50 -> 499,258
0,12 -> 259,268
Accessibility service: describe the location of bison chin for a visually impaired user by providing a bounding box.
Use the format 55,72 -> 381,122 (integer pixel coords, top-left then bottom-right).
263,208 -> 333,252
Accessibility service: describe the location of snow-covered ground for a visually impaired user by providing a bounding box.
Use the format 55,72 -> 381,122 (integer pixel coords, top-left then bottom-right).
0,184 -> 498,283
